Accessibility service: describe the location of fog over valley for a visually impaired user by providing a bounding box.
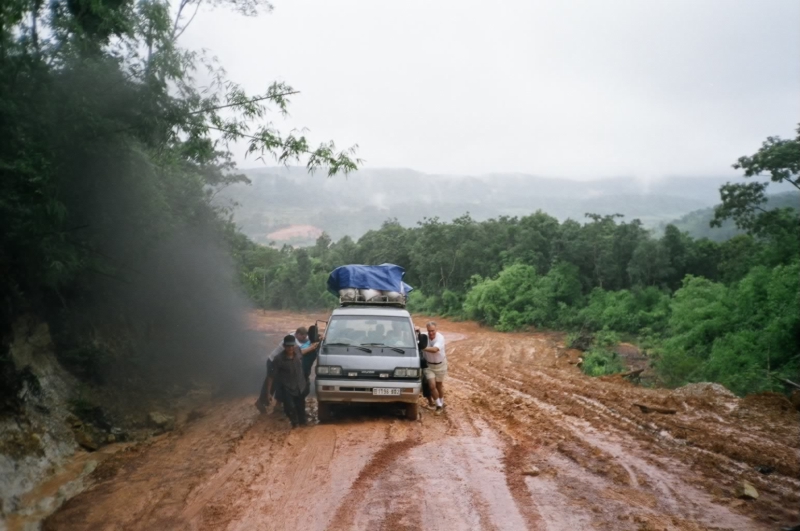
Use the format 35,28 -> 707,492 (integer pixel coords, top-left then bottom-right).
218,167 -> 798,246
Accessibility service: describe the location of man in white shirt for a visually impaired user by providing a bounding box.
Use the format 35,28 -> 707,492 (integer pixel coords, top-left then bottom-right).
421,321 -> 447,415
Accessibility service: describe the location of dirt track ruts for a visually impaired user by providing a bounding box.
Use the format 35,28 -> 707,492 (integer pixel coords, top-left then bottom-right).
41,311 -> 800,530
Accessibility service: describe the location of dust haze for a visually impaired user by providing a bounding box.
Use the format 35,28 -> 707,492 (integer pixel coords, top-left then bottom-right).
51,126 -> 264,397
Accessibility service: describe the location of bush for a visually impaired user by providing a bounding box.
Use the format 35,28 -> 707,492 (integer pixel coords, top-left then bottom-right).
463,262 -> 583,331
594,329 -> 621,349
440,289 -> 465,318
576,287 -> 670,334
582,348 -> 625,377
565,331 -> 580,348
407,291 -> 440,315
656,263 -> 800,395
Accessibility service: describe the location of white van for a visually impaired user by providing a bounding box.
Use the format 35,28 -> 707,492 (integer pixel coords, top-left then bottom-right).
315,305 -> 422,421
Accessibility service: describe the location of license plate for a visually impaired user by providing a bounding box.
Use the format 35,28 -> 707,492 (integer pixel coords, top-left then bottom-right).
373,388 -> 400,396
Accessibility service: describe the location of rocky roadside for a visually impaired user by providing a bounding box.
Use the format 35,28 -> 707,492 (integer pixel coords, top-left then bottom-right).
0,317 -> 216,530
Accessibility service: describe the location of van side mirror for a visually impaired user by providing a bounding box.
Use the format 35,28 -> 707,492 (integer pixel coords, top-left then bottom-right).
417,334 -> 428,350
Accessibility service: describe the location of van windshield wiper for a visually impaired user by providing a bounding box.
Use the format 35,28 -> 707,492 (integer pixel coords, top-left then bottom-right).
325,342 -> 371,353
360,343 -> 406,354
361,343 -> 406,354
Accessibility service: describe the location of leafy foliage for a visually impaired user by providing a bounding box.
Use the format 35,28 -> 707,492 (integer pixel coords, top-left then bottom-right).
582,349 -> 625,377
657,263 -> 800,395
713,126 -> 800,235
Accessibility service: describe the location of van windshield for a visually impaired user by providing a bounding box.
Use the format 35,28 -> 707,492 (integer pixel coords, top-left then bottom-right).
324,316 -> 415,349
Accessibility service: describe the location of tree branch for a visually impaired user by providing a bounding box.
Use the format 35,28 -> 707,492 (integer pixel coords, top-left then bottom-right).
188,91 -> 300,115
171,0 -> 191,39
206,125 -> 266,140
204,126 -> 359,175
173,0 -> 202,41
31,2 -> 39,51
770,374 -> 800,390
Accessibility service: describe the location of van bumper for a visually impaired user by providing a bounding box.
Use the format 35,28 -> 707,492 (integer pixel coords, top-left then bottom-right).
316,379 -> 420,404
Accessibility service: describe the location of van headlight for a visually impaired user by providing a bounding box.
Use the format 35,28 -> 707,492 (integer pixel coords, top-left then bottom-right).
317,365 -> 342,376
394,368 -> 419,378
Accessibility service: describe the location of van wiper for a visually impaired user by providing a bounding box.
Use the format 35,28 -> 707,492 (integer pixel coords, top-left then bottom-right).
354,346 -> 372,353
325,342 -> 352,346
361,342 -> 406,354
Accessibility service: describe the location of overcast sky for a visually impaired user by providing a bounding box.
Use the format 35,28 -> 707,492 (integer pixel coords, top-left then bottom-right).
181,0 -> 800,180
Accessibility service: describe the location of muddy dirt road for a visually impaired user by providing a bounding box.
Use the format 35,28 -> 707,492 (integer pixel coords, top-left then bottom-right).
42,311 -> 799,530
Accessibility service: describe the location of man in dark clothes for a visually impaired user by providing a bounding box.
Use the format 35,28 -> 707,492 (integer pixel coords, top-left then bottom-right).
255,326 -> 320,414
268,335 -> 310,427
255,342 -> 285,414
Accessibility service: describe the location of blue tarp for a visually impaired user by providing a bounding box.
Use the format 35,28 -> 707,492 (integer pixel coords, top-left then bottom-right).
327,264 -> 414,295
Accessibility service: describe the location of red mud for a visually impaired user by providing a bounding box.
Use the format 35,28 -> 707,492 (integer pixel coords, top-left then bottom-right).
38,311 -> 800,530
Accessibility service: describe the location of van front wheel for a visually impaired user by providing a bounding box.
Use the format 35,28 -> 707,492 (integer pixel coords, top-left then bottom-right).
405,402 -> 419,421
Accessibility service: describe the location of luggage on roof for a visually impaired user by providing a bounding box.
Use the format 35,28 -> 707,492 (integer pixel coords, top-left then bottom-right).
327,264 -> 413,306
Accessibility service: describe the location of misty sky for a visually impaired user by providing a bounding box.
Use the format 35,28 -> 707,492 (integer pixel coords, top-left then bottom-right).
182,0 -> 800,180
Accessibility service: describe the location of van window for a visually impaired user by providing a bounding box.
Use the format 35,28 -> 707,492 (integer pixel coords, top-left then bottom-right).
325,316 -> 415,349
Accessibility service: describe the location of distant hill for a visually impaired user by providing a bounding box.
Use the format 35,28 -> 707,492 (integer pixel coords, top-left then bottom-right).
660,191 -> 799,241
216,167 -> 795,246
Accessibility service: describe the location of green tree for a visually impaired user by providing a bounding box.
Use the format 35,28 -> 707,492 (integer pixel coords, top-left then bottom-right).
627,239 -> 671,288
356,220 -> 412,272
505,211 -> 559,276
712,125 -> 799,236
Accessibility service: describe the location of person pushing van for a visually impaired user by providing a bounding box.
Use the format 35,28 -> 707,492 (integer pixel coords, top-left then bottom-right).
268,335 -> 310,427
421,321 -> 447,415
256,326 -> 320,415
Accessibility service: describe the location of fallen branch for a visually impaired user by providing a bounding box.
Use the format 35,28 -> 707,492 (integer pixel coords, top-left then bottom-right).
621,368 -> 644,379
770,375 -> 800,390
633,403 -> 677,415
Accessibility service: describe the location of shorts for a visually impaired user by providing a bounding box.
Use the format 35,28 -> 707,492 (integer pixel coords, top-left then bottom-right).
424,360 -> 447,383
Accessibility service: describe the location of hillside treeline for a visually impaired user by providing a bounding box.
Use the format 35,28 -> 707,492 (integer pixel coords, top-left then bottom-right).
237,131 -> 800,396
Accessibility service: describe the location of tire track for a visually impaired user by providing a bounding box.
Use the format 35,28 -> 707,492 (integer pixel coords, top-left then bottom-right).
451,346 -> 769,530
328,438 -> 421,530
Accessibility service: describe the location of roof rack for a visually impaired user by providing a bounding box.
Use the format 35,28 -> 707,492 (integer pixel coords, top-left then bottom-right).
339,294 -> 407,308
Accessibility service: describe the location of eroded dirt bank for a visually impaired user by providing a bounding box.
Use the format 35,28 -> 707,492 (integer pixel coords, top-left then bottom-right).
39,311 -> 800,530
